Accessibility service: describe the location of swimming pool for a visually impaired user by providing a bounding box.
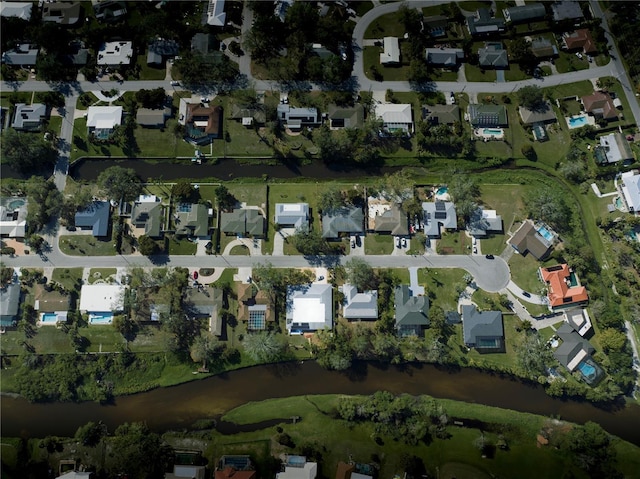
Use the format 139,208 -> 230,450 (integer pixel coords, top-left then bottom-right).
568,115 -> 588,128
41,313 -> 58,324
435,186 -> 448,196
90,313 -> 114,324
577,360 -> 596,380
482,128 -> 503,136
536,225 -> 554,242
286,456 -> 307,467
615,197 -> 623,209
3,198 -> 26,210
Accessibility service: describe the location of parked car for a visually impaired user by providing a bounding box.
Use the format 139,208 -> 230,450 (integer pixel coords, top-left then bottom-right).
472,237 -> 477,245
350,236 -> 356,248
317,275 -> 324,281
575,52 -> 583,59
523,291 -> 531,298
395,237 -> 401,248
170,80 -> 180,86
201,97 -> 210,103
193,271 -> 199,280
401,237 -> 407,248
485,254 -> 495,259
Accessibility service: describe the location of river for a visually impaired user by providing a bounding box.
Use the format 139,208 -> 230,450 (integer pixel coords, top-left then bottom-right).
3,361 -> 640,445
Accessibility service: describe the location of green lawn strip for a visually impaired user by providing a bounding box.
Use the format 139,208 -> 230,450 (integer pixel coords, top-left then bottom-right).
283,239 -> 301,255
135,54 -> 166,81
520,300 -> 550,318
1,327 -> 74,355
409,236 -> 426,255
503,63 -> 530,82
59,235 -> 117,256
364,234 -> 393,255
508,253 -> 545,294
165,236 -> 197,255
47,116 -> 63,135
51,268 -> 84,292
132,121 -> 197,158
353,1 -> 374,16
464,64 -> 497,82
464,315 -> 520,370
226,184 -> 267,208
0,438 -> 21,468
418,268 -> 467,311
229,245 -> 250,255
363,10 -> 405,38
0,91 -> 31,108
545,80 -> 593,99
213,268 -> 238,287
538,326 -> 555,342
471,289 -> 509,312
87,268 -> 117,284
437,230 -> 471,255
554,51 -> 589,73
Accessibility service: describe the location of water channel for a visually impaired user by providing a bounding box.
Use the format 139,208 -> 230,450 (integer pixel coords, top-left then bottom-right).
3,361 -> 640,446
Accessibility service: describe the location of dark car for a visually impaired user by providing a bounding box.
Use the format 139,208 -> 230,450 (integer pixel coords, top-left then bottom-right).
522,291 -> 531,298
485,254 -> 495,259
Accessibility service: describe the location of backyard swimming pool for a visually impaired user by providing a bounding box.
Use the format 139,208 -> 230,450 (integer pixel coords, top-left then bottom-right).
435,186 -> 448,196
89,313 -> 114,324
577,360 -> 596,380
2,198 -> 26,210
482,128 -> 503,136
536,225 -> 554,242
615,197 -> 623,209
568,115 -> 588,129
41,313 -> 58,324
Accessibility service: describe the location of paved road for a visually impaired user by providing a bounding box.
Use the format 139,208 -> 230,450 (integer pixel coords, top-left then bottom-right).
53,93 -> 78,191
507,280 -> 546,305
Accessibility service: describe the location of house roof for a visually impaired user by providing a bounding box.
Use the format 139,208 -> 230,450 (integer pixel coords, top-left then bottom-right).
327,104 -> 364,129
147,38 -> 179,64
175,203 -> 209,237
394,285 -> 429,327
168,464 -> 206,479
131,201 -> 163,237
530,37 -> 558,58
581,91 -> 617,120
79,284 -> 125,312
275,203 -> 309,228
380,37 -> 400,64
507,220 -> 551,259
97,41 -> 133,65
34,285 -> 71,313
277,463 -> 318,479
136,107 -> 170,127
0,200 -> 28,238
186,103 -> 222,135
92,0 -> 127,21
423,15 -> 448,33
62,45 -> 89,65
230,104 -> 266,124
551,1 -> 583,21
286,284 -> 333,333
0,284 -> 20,323
191,33 -> 220,55
12,103 -> 46,129
467,104 -> 508,127
215,468 -> 256,479
341,284 -> 378,319
565,308 -> 592,337
184,287 -> 223,333
462,305 -> 503,346
503,3 -> 546,23
277,105 -> 319,125
87,106 -> 123,130
56,472 -> 92,479
374,103 -> 413,130
422,201 -> 457,237
237,284 -> 273,323
1,44 -> 38,65
322,206 -> 364,238
478,42 -> 508,68
42,1 -> 81,24
554,322 -> 594,370
422,104 -> 460,125
425,47 -> 464,66
0,2 -> 32,20
220,208 -> 265,236
563,29 -> 597,54
335,462 -> 356,479
468,207 -> 503,237
75,200 -> 110,237
373,203 -> 408,235
540,264 -> 588,308
598,132 -> 633,164
620,170 -> 640,214
466,8 -> 504,35
518,102 -> 557,124
205,0 -> 226,26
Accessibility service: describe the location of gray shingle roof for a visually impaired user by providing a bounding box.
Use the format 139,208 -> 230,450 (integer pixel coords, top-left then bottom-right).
327,104 -> 364,129
554,322 -> 594,368
466,8 -> 505,35
503,3 -> 546,23
0,284 -> 20,325
75,201 -> 110,237
507,220 -> 551,260
12,103 -> 46,130
422,104 -> 460,125
131,201 -> 163,238
322,206 -> 364,238
422,201 -> 457,237
394,285 -> 429,327
462,305 -> 503,347
468,207 -> 503,237
478,43 -> 509,68
518,102 -> 557,124
274,203 -> 309,228
373,204 -> 408,235
1,44 -> 38,65
341,284 -> 378,319
220,208 -> 265,236
467,104 -> 508,127
425,47 -> 464,66
175,203 -> 209,237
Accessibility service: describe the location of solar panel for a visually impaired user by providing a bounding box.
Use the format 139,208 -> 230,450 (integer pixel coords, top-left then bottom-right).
435,202 -> 445,211
434,212 -> 447,219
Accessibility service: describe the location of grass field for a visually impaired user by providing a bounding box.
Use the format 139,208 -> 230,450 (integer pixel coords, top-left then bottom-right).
364,234 -> 394,255
418,268 -> 467,312
87,268 -> 116,284
437,230 -> 471,255
51,268 -> 83,292
508,252 -> 545,295
59,235 -> 117,256
165,236 -> 197,255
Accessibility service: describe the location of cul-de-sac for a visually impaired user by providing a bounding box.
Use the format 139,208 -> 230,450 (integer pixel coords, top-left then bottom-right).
1,1 -> 640,478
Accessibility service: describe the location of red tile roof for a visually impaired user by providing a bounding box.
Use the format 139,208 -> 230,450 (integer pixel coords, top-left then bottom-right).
186,103 -> 221,135
581,92 -> 617,120
215,468 -> 257,479
564,29 -> 597,54
540,264 -> 588,308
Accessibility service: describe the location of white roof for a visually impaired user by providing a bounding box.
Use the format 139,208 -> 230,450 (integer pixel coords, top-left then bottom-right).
565,309 -> 592,337
0,2 -> 32,20
374,103 -> 413,125
79,284 -> 125,313
380,36 -> 400,64
277,463 -> 318,479
206,0 -> 226,26
621,170 -> 640,213
87,106 -> 123,129
0,203 -> 27,238
97,41 -> 133,65
286,284 -> 332,333
56,472 -> 92,479
341,284 -> 378,319
137,194 -> 159,203
566,347 -> 588,372
482,209 -> 497,219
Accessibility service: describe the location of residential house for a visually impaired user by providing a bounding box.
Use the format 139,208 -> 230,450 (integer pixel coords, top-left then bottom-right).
56,471 -> 93,479
312,43 -> 335,60
92,0 -> 127,22
340,283 -> 378,320
86,106 -> 123,139
327,104 -> 364,129
423,15 -> 448,37
229,103 -> 266,127
507,220 -> 552,259
321,206 -> 364,239
97,41 -> 133,65
166,464 -> 206,479
131,196 -> 163,238
467,104 -> 508,127
34,285 -> 70,325
75,201 -> 110,237
277,457 -> 318,479
79,284 -> 124,322
466,8 -> 505,36
563,29 -> 597,55
175,203 -> 209,237
422,104 -> 460,125
425,47 -> 464,67
277,104 -> 320,131
518,102 -> 557,125
237,283 -> 273,331
286,284 -> 333,334
395,285 -> 429,337
147,38 -> 179,66
478,42 -> 508,69
180,100 -> 222,145
215,467 -> 256,479
422,201 -> 457,238
218,456 -> 254,476
11,103 -> 46,131
374,103 -> 413,134
0,2 -> 32,20
191,33 -> 223,62
62,41 -> 89,66
564,308 -> 592,337
462,305 -> 504,352
619,170 -> 640,215
220,208 -> 265,237
540,264 -> 588,310
274,0 -> 293,22
554,322 -> 603,385
274,203 -> 309,229
205,0 -> 226,27
502,3 -> 546,23
372,203 -> 408,236
184,287 -> 224,335
0,284 -> 20,327
551,1 -> 584,22
42,2 -> 82,25
1,44 -> 38,66
530,37 -> 558,58
380,37 -> 400,65
136,107 -> 171,128
595,132 -> 633,164
468,207 -> 503,238
0,199 -> 27,238
581,91 -> 617,121
335,462 -> 356,479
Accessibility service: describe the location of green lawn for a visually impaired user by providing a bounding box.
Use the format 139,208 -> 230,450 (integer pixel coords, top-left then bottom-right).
364,234 -> 393,255
47,116 -> 63,135
472,289 -> 509,312
87,268 -> 117,284
545,80 -> 594,99
437,230 -> 471,255
59,235 -> 117,256
554,51 -> 589,73
133,121 -> 198,158
135,54 -> 167,80
165,236 -> 197,255
463,315 -> 520,369
508,252 -> 545,295
418,268 -> 467,312
538,326 -> 555,342
51,268 -> 83,292
363,10 -> 406,38
504,63 -> 530,82
71,117 -> 125,160
229,244 -> 250,255
362,46 -> 411,81
464,64 -> 497,82
409,236 -> 426,255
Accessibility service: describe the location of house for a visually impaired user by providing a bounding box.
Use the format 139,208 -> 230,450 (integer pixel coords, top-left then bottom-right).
422,104 -> 460,125
0,1 -> 32,20
92,0 -> 127,22
184,287 -> 224,335
466,8 -> 505,36
86,106 -> 123,139
468,207 -> 503,238
131,196 -> 163,238
581,91 -> 617,121
277,457 -> 317,479
205,0 -> 226,27
595,132 -> 634,164
166,464 -> 206,479
374,103 -> 413,134
229,103 -> 266,127
277,105 -> 320,131
1,44 -> 38,66
540,264 -> 588,310
423,15 -> 448,37
373,203 -> 408,236
321,206 -> 364,239
191,33 -> 222,62
563,29 -> 597,55
518,102 -> 557,125
180,101 -> 222,145
220,208 -> 265,237
551,1 -> 584,22
462,305 -> 504,352
274,0 -> 293,22
380,37 -> 400,65
312,43 -> 335,60
619,170 -> 640,215
97,41 -> 133,65
62,41 -> 89,65
218,456 -> 254,477
237,283 -> 273,330
34,285 -> 70,325
564,308 -> 592,337
530,37 -> 558,58
0,199 -> 27,238
340,284 -> 378,320
507,220 -> 552,259
554,322 -> 603,385
136,107 -> 171,128
425,47 -> 464,67
274,203 -> 309,229
79,284 -> 124,323
147,39 -> 179,66
478,42 -> 508,69
42,2 -> 82,25
467,104 -> 508,127
0,284 -> 20,327
502,3 -> 546,23
75,201 -> 110,237
175,203 -> 209,237
395,285 -> 429,337
422,201 -> 457,238
215,467 -> 256,479
286,284 -> 332,334
327,104 -> 364,129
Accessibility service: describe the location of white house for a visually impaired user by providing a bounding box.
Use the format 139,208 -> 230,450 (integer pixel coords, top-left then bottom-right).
205,0 -> 226,26
0,199 -> 28,238
620,170 -> 640,215
277,458 -> 318,479
0,2 -> 32,20
373,103 -> 413,134
97,41 -> 133,65
87,106 -> 123,137
380,37 -> 400,65
79,284 -> 125,324
286,284 -> 332,334
275,203 -> 309,228
340,284 -> 378,320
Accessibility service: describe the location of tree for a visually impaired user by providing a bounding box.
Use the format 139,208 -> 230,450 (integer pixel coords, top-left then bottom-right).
524,189 -> 572,232
134,88 -> 166,109
318,187 -> 344,214
138,235 -> 159,256
560,422 -> 619,478
516,331 -> 553,377
26,178 -> 63,232
599,328 -> 627,353
75,421 -> 106,447
448,172 -> 480,222
429,305 -> 447,338
243,331 -> 286,362
190,333 -> 225,366
2,129 -> 58,174
37,91 -> 65,109
345,258 -> 376,291
214,185 -> 237,211
290,227 -> 329,255
517,86 -> 546,111
171,180 -> 198,203
108,422 -> 174,479
559,160 -> 587,183
0,266 -> 13,285
97,166 -> 141,202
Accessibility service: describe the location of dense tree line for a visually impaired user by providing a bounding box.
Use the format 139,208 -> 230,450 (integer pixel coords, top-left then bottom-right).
2,129 -> 58,175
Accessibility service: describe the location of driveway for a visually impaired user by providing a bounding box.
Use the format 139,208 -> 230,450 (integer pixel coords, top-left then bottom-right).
507,280 -> 547,305
408,267 -> 424,296
273,228 -> 294,256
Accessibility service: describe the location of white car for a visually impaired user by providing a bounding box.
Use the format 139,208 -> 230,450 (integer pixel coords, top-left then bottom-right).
472,237 -> 477,245
473,247 -> 478,254
395,237 -> 401,248
170,80 -> 180,86
401,237 -> 407,248
201,97 -> 210,103
350,236 -> 356,248
575,52 -> 583,59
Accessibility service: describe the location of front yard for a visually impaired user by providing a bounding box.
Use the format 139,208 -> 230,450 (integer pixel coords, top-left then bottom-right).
364,234 -> 394,255
59,235 -> 117,256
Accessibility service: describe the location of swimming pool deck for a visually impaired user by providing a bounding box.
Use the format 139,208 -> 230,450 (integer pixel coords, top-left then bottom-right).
565,113 -> 596,130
